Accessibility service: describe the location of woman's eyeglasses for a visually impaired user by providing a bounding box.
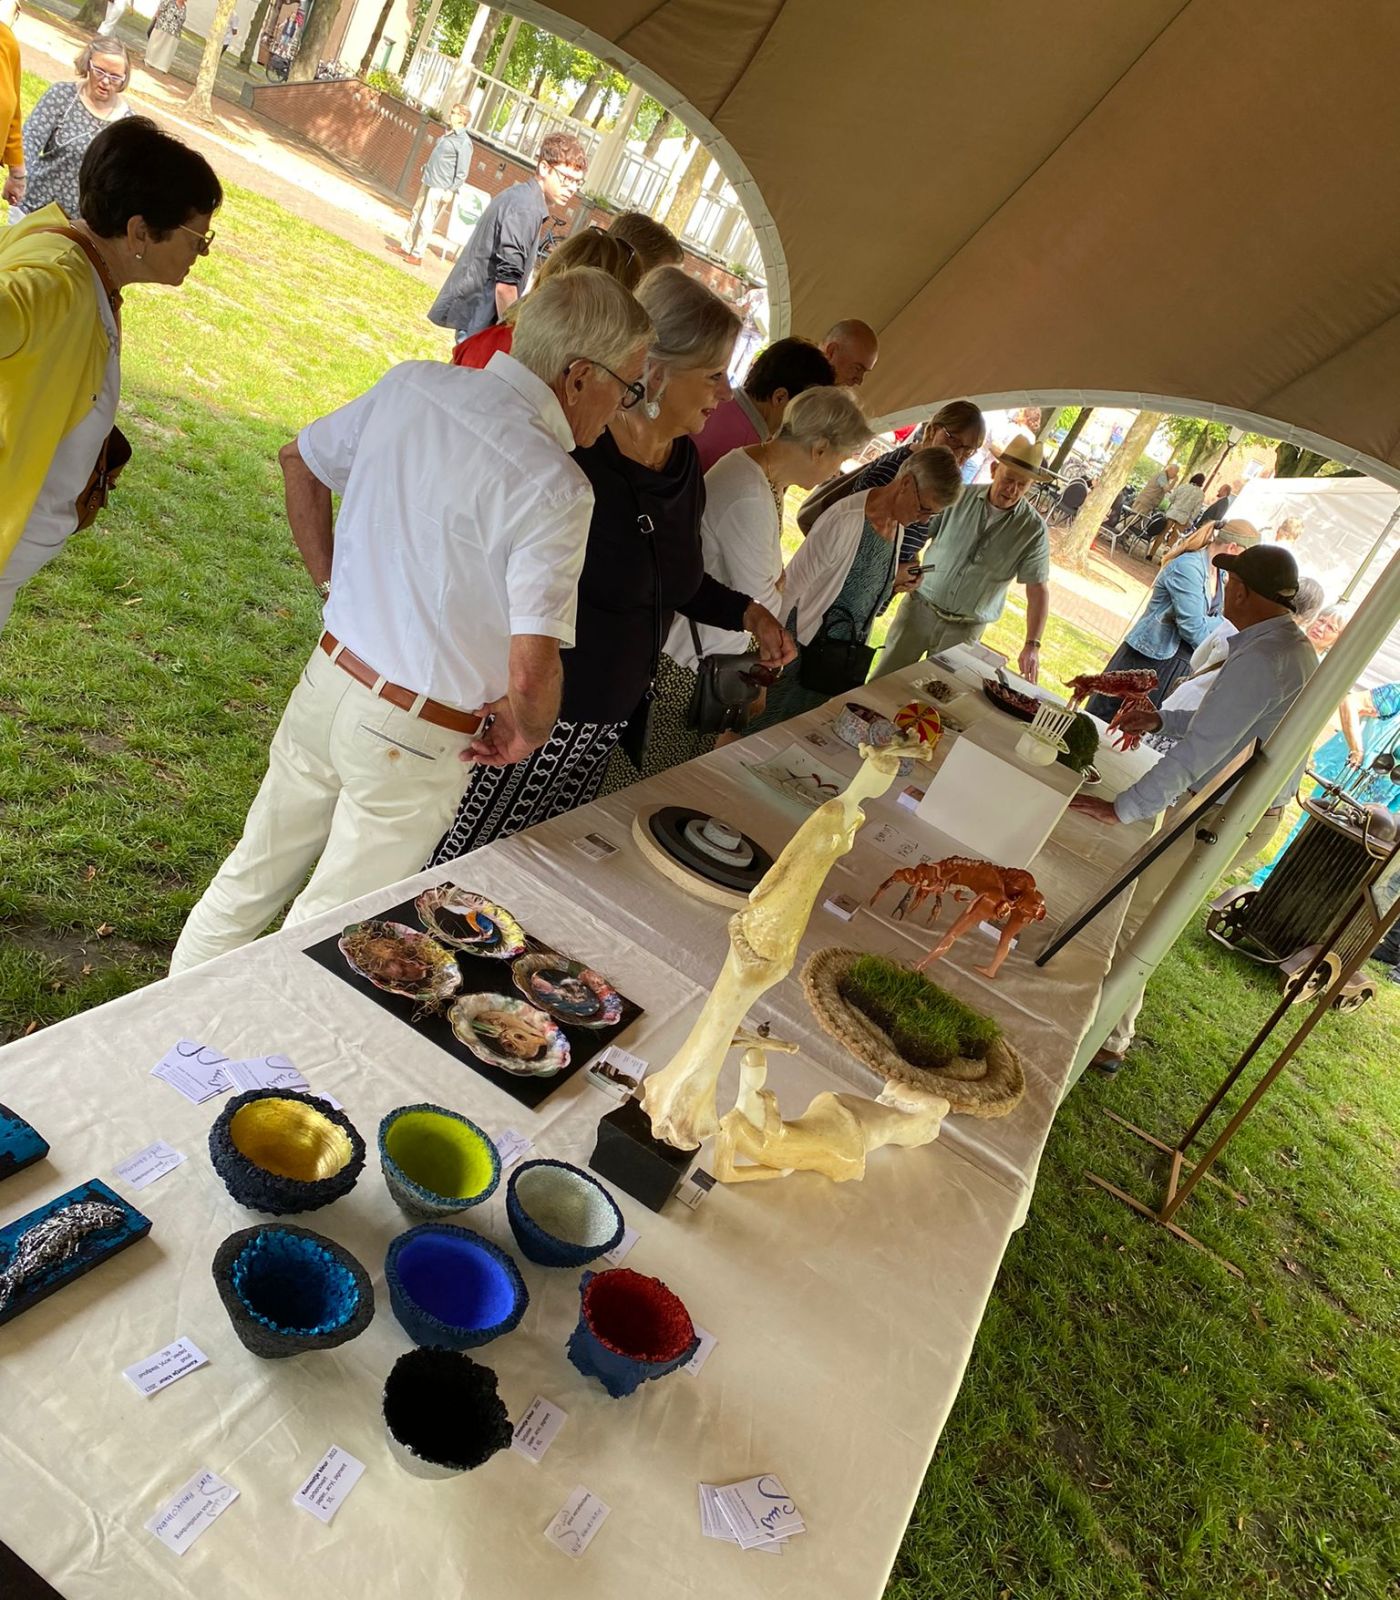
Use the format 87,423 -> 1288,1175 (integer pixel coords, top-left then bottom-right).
89,66 -> 126,86
177,223 -> 217,255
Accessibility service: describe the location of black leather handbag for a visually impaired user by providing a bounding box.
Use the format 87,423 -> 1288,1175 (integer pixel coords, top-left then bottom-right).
798,538 -> 898,695
684,619 -> 766,735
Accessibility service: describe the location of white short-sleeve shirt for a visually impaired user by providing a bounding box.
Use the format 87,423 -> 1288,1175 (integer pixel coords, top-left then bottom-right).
300,353 -> 592,711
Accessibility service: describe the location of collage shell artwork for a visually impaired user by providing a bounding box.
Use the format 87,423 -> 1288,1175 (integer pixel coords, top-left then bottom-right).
338,920 -> 461,1003
510,952 -> 623,1029
414,886 -> 527,959
448,993 -> 571,1078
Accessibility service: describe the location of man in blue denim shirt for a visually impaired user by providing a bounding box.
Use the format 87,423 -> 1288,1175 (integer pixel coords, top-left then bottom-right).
1084,520 -> 1255,715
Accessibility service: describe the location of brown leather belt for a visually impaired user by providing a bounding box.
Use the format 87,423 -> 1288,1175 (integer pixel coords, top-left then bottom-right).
319,632 -> 481,734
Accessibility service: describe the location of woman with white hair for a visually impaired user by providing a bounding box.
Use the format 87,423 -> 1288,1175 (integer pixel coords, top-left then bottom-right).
750,446 -> 964,731
642,384 -> 871,772
428,266 -> 794,859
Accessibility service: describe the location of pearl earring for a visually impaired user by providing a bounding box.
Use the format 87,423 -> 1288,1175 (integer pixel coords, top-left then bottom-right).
135,251 -> 144,261
643,398 -> 661,420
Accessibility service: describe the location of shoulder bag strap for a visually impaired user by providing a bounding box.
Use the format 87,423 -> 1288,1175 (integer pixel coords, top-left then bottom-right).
40,226 -> 122,328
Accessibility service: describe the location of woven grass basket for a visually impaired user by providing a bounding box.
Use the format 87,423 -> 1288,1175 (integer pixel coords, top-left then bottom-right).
801,947 -> 1025,1118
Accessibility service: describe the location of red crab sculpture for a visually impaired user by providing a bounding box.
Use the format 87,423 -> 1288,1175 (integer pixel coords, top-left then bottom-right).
1063,669 -> 1159,751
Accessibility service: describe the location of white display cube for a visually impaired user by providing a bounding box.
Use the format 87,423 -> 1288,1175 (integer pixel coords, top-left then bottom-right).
916,715 -> 1082,868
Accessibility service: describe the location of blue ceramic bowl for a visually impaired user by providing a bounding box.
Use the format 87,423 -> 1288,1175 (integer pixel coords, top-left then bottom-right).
385,1223 -> 528,1350
212,1224 -> 374,1359
506,1158 -> 624,1268
378,1104 -> 500,1220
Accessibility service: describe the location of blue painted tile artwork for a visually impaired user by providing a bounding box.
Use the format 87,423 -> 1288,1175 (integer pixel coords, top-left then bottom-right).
0,1179 -> 152,1328
0,1103 -> 49,1181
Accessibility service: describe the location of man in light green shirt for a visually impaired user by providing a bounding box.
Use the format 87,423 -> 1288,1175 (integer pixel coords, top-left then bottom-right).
878,434 -> 1052,681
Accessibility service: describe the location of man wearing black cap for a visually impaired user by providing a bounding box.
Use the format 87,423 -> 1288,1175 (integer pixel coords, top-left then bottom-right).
1070,542 -> 1317,1071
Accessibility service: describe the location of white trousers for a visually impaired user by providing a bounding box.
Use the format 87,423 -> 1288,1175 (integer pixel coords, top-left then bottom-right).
401,185 -> 454,255
0,525 -> 71,634
1102,798 -> 1282,1053
170,646 -> 475,972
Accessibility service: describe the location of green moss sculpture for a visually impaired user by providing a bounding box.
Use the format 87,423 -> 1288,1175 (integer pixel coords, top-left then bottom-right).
1056,711 -> 1101,774
839,955 -> 1002,1071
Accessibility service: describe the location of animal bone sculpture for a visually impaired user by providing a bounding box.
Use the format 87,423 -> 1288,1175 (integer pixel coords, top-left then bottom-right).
1063,669 -> 1159,751
641,737 -> 933,1149
713,1031 -> 949,1183
871,857 -> 1047,979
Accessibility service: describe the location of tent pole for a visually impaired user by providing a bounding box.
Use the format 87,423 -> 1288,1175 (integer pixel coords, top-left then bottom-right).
1067,538 -> 1400,1090
1339,505 -> 1400,603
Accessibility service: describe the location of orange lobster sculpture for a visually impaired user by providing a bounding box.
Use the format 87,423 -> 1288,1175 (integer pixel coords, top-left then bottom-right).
870,857 -> 1047,978
1063,668 -> 1159,751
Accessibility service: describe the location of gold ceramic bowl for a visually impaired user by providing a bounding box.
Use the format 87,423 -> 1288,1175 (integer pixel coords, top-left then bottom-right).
229,1097 -> 355,1182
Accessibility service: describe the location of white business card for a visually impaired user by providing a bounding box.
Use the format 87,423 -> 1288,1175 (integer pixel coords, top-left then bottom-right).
684,1326 -> 717,1377
293,1445 -> 365,1525
572,831 -> 618,862
675,1169 -> 715,1210
113,1139 -> 186,1191
145,1470 -> 239,1555
698,1484 -> 783,1554
585,1045 -> 649,1102
601,1225 -> 639,1266
495,1129 -> 533,1170
225,1054 -> 308,1093
823,891 -> 860,921
713,1475 -> 805,1549
150,1040 -> 231,1104
123,1336 -> 208,1397
544,1487 -> 610,1558
512,1396 -> 568,1463
897,785 -> 927,811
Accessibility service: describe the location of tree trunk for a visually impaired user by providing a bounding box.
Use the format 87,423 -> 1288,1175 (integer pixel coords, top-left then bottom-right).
663,140 -> 710,235
1049,406 -> 1092,473
642,110 -> 672,160
239,0 -> 273,68
75,0 -> 107,28
185,0 -> 242,120
1055,409 -> 1164,572
530,65 -> 546,97
471,9 -> 498,66
289,0 -> 347,82
1275,443 -> 1331,478
569,67 -> 605,119
590,88 -> 611,128
358,0 -> 395,75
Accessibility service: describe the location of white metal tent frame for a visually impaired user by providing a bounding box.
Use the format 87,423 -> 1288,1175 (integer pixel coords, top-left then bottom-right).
489,2 -> 1400,1080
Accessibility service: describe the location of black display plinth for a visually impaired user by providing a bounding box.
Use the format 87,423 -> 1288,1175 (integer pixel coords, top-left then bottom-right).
588,1098 -> 693,1213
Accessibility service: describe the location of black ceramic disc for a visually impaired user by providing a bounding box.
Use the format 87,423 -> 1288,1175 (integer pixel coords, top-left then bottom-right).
646,807 -> 774,892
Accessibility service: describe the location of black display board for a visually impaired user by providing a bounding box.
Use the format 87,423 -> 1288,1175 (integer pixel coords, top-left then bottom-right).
303,895 -> 643,1109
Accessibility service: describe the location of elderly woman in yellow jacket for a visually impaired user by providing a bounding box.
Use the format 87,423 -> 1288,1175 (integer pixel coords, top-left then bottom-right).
0,116 -> 220,632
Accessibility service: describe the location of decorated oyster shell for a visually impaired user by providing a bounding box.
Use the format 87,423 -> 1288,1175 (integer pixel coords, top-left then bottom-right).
414,886 -> 527,959
339,920 -> 461,1002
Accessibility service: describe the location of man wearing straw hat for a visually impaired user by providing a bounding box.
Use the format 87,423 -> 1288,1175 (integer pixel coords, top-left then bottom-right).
877,433 -> 1053,682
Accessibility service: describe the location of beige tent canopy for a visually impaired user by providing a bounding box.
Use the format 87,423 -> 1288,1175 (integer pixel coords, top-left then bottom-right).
511,0 -> 1400,484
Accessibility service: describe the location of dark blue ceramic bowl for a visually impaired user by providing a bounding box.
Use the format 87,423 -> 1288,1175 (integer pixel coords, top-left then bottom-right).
385,1223 -> 527,1350
506,1158 -> 624,1268
212,1224 -> 374,1358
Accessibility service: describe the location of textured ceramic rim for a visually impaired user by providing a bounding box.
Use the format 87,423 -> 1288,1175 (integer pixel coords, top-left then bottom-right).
413,885 -> 527,958
506,1158 -> 625,1267
377,1104 -> 500,1213
208,1089 -> 366,1214
579,1267 -> 696,1362
338,919 -> 461,1001
447,993 -> 570,1077
508,952 -> 624,1029
800,947 -> 1025,1118
211,1223 -> 374,1356
384,1222 -> 528,1348
382,1348 -> 513,1470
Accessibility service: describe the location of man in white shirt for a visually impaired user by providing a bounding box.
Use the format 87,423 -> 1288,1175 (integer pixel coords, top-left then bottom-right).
171,268 -> 651,971
1069,544 -> 1316,1069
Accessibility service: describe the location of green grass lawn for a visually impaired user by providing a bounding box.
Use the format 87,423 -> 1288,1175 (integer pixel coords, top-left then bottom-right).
4,68 -> 1398,1598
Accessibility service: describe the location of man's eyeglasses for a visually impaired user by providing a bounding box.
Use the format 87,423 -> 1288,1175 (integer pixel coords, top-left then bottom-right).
550,164 -> 585,191
89,65 -> 126,86
574,358 -> 644,410
177,223 -> 216,255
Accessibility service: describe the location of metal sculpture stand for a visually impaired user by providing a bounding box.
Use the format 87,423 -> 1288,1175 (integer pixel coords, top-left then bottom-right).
1086,851 -> 1400,1278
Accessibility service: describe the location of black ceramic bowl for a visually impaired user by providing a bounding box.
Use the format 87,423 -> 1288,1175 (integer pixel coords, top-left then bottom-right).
212,1223 -> 374,1358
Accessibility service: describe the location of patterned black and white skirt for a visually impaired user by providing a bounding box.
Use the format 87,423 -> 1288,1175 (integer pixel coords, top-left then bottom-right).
426,719 -> 625,866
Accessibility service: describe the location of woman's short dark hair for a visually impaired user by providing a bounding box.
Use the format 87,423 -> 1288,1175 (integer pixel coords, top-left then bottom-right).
743,336 -> 835,401
1189,472 -> 1206,486
79,116 -> 223,239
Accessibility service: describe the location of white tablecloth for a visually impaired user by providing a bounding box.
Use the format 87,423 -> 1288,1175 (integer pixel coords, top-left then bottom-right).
0,663 -> 1155,1600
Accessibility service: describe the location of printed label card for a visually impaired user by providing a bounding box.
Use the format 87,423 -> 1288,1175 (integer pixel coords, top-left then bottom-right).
145,1470 -> 239,1556
544,1487 -> 610,1558
293,1445 -> 365,1525
512,1396 -> 568,1463
123,1337 -> 207,1397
